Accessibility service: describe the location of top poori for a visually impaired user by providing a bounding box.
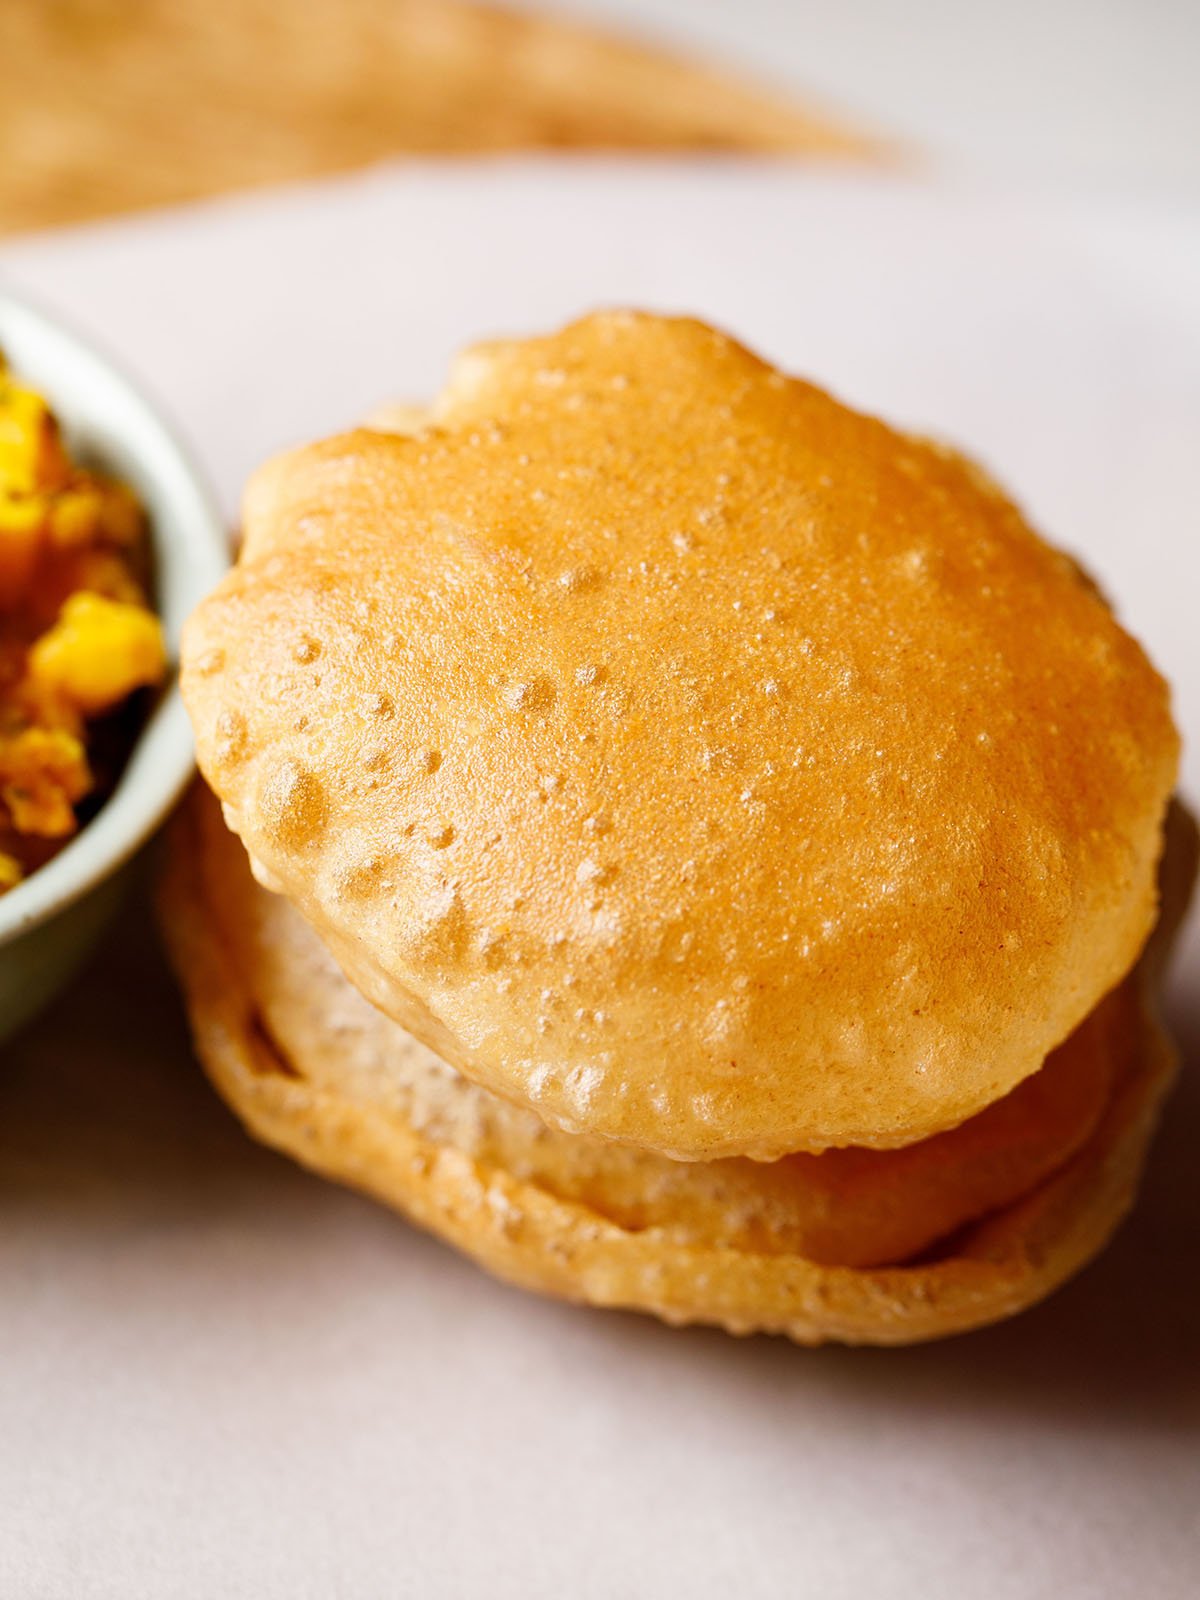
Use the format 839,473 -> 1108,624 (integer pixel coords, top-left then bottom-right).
181,312 -> 1178,1162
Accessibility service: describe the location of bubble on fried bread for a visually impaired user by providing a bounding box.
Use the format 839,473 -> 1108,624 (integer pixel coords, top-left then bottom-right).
364,691 -> 394,718
501,676 -> 556,714
557,565 -> 602,594
396,882 -> 469,971
330,849 -> 389,902
213,710 -> 247,767
193,647 -> 225,677
257,757 -> 326,849
246,850 -> 285,895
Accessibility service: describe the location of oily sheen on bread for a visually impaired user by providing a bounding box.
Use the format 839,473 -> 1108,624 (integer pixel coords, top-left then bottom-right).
182,313 -> 1179,1159
159,784 -> 1191,1344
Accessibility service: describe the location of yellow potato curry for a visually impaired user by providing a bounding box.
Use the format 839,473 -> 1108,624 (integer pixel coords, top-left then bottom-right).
0,354 -> 166,892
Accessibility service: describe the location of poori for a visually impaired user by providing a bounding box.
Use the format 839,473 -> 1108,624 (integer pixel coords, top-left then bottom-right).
167,312 -> 1191,1342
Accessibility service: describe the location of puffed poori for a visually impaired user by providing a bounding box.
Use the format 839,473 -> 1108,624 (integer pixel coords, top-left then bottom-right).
182,313 -> 1178,1162
169,312 -> 1191,1342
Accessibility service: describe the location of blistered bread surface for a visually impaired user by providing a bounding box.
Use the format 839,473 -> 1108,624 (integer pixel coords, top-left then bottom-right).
182,312 -> 1179,1158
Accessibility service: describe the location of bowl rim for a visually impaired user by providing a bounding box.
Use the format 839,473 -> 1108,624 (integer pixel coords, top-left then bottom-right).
0,286 -> 228,945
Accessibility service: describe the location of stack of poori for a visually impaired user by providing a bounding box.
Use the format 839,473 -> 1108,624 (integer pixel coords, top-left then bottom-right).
161,312 -> 1194,1344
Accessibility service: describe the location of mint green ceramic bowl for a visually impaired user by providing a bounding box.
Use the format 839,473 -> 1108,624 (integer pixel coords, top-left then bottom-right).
0,290 -> 228,1042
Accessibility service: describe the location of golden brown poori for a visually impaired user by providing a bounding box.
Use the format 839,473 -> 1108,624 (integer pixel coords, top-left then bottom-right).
182,313 -> 1178,1162
166,312 -> 1191,1343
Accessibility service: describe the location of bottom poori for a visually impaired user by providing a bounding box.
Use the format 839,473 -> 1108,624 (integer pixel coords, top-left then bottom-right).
160,786 -> 1194,1345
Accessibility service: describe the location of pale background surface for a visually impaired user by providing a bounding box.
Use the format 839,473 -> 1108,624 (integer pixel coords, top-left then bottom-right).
0,164 -> 1197,1598
566,0 -> 1200,196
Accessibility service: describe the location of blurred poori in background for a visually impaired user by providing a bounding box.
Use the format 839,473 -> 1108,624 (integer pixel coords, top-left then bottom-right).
0,0 -> 873,237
